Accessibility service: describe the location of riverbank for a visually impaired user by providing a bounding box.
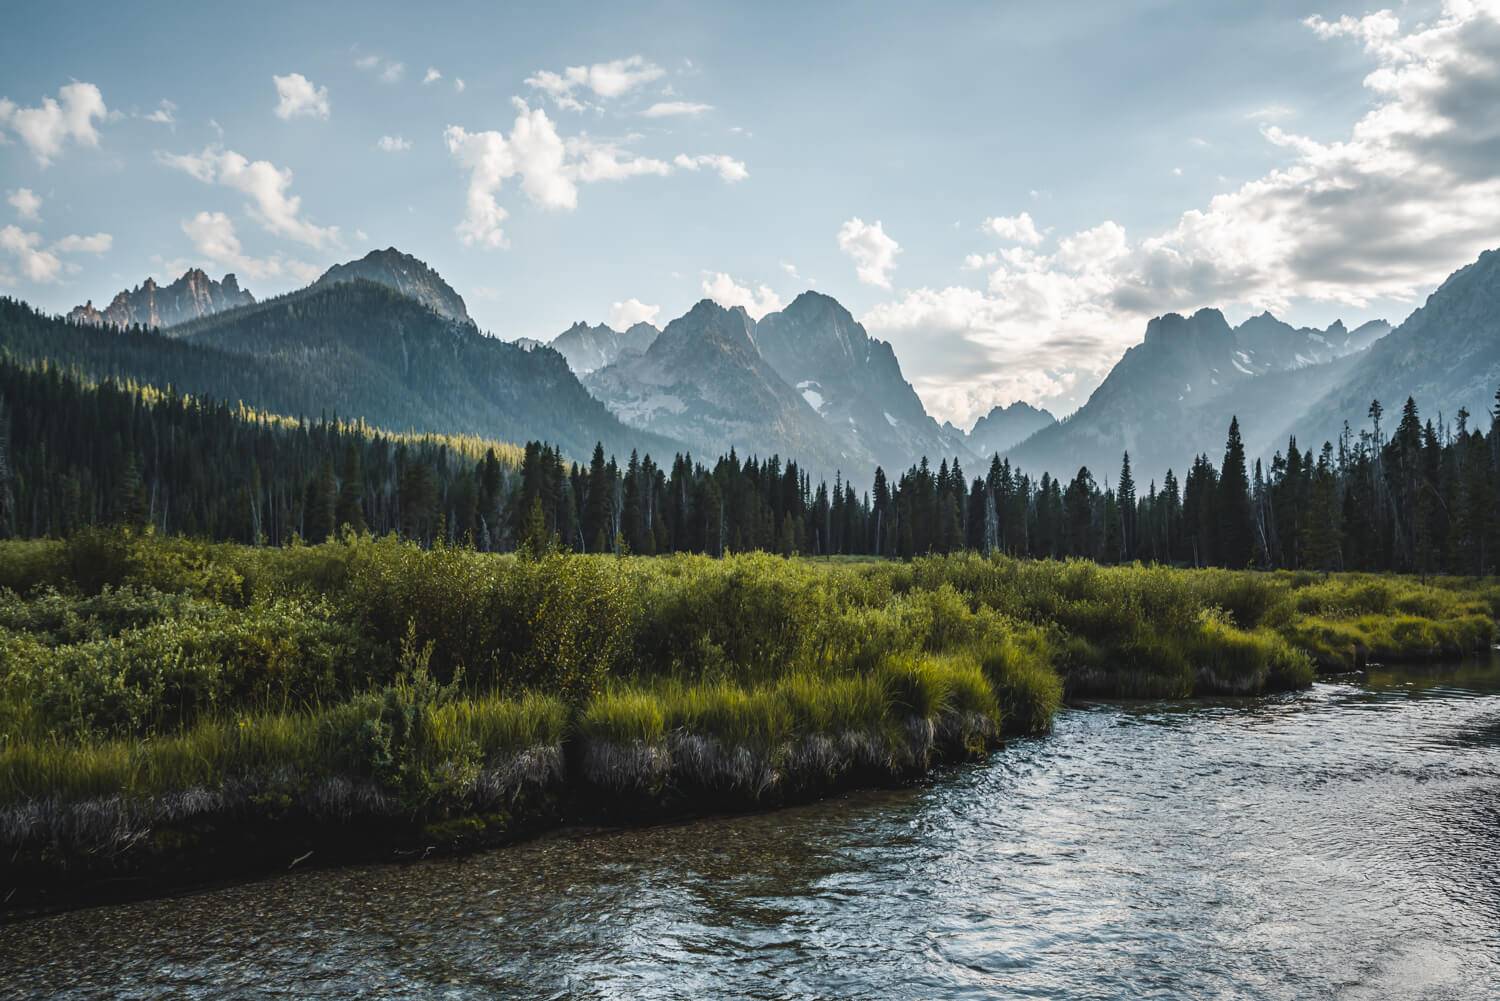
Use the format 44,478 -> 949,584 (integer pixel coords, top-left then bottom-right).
2,532 -> 1495,915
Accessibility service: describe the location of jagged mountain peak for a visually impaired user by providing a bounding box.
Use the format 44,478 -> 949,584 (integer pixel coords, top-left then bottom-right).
551,318 -> 660,376
967,401 -> 1058,456
67,268 -> 255,330
314,247 -> 469,323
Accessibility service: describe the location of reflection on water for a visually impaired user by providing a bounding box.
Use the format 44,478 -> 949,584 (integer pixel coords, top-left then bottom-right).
4,657 -> 1500,1000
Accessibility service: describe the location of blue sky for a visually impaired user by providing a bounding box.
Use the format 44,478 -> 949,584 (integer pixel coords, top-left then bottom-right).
3,0 -> 1497,425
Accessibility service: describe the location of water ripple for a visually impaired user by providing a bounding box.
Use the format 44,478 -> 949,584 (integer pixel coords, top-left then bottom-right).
4,658 -> 1500,1000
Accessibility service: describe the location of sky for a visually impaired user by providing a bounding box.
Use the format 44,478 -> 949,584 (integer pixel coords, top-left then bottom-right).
3,0 -> 1499,427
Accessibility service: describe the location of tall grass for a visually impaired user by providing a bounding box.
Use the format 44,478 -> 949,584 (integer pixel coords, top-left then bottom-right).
0,530 -> 1493,873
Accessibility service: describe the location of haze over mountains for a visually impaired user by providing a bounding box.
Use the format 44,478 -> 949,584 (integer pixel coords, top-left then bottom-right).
36,244 -> 1500,486
1008,309 -> 1395,482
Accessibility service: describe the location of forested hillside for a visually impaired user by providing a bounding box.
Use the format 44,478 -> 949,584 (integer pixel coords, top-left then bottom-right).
2,347 -> 1494,575
0,286 -> 678,462
0,359 -> 521,546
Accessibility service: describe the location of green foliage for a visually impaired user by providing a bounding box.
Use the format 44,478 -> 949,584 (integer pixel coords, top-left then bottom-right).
2,532 -> 1493,835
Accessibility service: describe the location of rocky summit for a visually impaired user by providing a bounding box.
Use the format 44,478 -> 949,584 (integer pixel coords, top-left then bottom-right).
68,269 -> 254,330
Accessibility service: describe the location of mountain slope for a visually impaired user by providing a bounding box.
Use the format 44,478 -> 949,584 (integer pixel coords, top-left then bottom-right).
68,269 -> 254,329
551,320 -> 659,375
586,299 -> 859,472
313,248 -> 469,323
753,292 -> 970,474
1008,308 -> 1387,481
5,283 -> 678,462
967,402 -> 1057,456
1296,248 -> 1500,445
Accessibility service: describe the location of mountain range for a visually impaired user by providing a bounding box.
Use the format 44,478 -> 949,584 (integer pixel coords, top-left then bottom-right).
550,320 -> 659,374
41,244 -> 1500,486
67,268 -> 254,329
1008,310 -> 1393,481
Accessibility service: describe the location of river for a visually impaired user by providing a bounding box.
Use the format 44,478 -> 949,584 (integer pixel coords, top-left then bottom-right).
4,659 -> 1499,1000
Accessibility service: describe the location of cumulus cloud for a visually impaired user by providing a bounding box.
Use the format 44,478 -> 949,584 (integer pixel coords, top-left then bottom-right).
865,0 -> 1500,425
423,67 -> 443,85
609,297 -> 660,327
454,78 -> 466,94
445,100 -> 745,248
642,101 -> 713,118
179,210 -> 310,281
376,135 -> 412,152
273,73 -> 330,120
984,211 -> 1043,245
0,81 -> 108,166
837,217 -> 901,288
0,225 -> 62,282
158,145 -> 340,248
7,188 -> 41,221
526,56 -> 665,111
0,223 -> 112,283
701,272 -> 782,319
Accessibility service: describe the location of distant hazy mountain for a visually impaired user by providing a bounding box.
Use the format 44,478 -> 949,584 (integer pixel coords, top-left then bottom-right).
1008,307 -> 1389,481
68,269 -> 254,329
313,248 -> 469,323
754,292 -> 970,475
551,320 -> 659,375
967,402 -> 1057,456
586,299 -> 859,473
1295,248 -> 1500,447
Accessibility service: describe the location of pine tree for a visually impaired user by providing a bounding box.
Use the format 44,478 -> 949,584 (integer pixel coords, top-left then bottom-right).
1117,451 -> 1136,561
335,442 -> 366,534
1217,417 -> 1254,567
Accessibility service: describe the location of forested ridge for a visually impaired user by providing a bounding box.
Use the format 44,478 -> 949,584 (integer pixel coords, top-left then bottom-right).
0,348 -> 1495,575
0,288 -> 674,462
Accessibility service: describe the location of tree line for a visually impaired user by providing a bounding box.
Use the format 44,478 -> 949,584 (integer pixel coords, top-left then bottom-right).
1,357 -> 1496,574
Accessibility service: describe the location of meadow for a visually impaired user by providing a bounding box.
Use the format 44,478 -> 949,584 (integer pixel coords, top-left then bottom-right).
1,530 -> 1495,903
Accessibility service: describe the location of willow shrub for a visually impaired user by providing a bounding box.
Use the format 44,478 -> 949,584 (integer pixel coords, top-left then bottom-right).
2,596 -> 364,741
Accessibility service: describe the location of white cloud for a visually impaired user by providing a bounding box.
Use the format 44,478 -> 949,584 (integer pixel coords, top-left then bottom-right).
609,297 -> 660,327
51,232 -> 111,254
423,67 -> 443,85
701,271 -> 782,319
526,56 -> 665,110
158,145 -> 340,248
837,217 -> 901,288
381,62 -> 405,83
145,99 -> 176,125
0,225 -> 62,282
0,223 -> 111,283
273,73 -> 330,120
7,188 -> 41,221
983,211 -> 1043,246
377,135 -> 412,152
642,101 -> 713,118
454,78 -> 466,94
0,81 -> 108,166
672,153 -> 748,181
180,210 -> 312,282
445,100 -> 744,248
864,0 -> 1500,424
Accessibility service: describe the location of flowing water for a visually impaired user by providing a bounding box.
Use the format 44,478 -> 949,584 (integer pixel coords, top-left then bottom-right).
4,660 -> 1500,1000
